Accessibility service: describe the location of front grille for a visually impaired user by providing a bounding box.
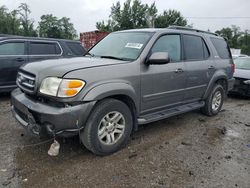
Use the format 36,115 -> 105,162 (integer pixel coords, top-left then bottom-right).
17,71 -> 36,93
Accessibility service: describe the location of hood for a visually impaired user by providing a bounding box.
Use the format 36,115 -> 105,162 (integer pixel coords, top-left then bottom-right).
234,68 -> 250,80
20,57 -> 128,78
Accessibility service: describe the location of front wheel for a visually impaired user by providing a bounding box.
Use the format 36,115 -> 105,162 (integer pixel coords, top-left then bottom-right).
201,84 -> 225,116
81,99 -> 133,155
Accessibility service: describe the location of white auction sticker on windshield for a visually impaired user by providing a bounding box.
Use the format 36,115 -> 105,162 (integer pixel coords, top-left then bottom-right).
125,43 -> 143,49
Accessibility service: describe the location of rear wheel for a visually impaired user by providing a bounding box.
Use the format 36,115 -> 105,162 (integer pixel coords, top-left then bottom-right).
81,99 -> 133,155
201,84 -> 225,116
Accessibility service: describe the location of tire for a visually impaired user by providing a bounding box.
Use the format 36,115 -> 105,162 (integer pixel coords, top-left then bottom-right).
81,98 -> 133,155
201,84 -> 225,116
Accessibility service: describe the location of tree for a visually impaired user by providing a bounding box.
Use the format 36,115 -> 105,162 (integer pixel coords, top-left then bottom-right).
239,30 -> 250,55
215,26 -> 242,49
146,2 -> 157,28
154,9 -> 187,28
18,3 -> 37,36
59,17 -> 77,39
38,14 -> 76,39
0,6 -> 21,35
216,26 -> 250,55
38,14 -> 61,38
96,0 -> 157,32
215,27 -> 233,46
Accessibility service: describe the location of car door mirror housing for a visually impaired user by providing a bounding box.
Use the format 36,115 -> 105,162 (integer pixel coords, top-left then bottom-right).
147,52 -> 170,65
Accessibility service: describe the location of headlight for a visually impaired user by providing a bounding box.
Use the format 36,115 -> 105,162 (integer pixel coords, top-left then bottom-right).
40,77 -> 62,96
243,80 -> 250,85
39,77 -> 85,97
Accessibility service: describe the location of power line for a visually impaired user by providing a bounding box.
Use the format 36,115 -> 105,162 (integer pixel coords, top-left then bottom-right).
186,17 -> 250,19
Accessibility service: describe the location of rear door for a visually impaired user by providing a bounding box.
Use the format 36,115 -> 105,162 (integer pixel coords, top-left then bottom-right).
0,40 -> 28,88
28,41 -> 62,62
182,34 -> 215,102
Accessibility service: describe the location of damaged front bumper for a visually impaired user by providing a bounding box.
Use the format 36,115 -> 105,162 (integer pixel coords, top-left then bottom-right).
11,88 -> 96,137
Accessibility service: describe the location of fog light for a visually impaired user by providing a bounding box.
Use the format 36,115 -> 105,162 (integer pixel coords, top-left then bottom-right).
46,124 -> 55,134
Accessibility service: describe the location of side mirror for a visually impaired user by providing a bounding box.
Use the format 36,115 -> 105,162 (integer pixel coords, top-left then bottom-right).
147,52 -> 170,65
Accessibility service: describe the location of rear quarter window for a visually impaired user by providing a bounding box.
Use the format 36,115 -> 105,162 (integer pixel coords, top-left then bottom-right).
211,38 -> 231,59
66,42 -> 86,56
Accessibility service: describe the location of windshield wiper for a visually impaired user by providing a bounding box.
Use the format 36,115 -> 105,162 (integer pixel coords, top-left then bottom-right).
99,55 -> 131,61
84,52 -> 95,57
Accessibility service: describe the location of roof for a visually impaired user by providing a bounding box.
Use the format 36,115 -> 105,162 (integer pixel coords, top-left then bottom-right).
115,26 -> 221,38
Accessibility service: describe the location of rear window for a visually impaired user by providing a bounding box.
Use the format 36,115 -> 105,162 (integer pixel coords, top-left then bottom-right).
183,35 -> 210,61
29,42 -> 61,55
211,38 -> 231,59
0,42 -> 25,55
66,42 -> 86,56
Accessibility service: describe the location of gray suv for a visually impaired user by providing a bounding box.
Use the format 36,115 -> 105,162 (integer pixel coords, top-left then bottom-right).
11,26 -> 235,155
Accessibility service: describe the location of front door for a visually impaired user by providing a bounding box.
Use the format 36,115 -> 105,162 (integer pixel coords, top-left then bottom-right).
0,40 -> 27,89
140,34 -> 186,114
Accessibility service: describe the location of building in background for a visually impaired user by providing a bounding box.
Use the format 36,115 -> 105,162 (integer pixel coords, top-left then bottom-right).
80,31 -> 109,50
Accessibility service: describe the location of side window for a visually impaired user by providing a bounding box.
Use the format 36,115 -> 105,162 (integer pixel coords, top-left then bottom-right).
66,42 -> 86,56
151,35 -> 181,62
0,42 -> 25,55
183,35 -> 209,60
29,42 -> 61,55
211,38 -> 231,59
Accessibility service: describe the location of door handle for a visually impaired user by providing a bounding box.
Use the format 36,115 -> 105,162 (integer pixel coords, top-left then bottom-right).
16,58 -> 25,62
175,68 -> 184,73
208,65 -> 215,70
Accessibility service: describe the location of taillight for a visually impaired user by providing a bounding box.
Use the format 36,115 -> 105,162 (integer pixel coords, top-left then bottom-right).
231,63 -> 235,73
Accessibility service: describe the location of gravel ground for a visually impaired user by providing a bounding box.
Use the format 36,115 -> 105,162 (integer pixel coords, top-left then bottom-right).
0,93 -> 249,188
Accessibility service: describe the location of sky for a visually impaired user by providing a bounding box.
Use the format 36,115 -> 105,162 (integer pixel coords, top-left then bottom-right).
1,0 -> 249,35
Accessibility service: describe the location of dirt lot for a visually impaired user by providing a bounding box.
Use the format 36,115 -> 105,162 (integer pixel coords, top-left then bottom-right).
0,93 -> 249,188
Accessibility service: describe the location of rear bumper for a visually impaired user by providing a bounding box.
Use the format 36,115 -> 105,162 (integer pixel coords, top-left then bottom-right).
11,88 -> 96,137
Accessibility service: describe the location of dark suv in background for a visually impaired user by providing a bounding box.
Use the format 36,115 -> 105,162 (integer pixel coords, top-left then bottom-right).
0,35 -> 86,92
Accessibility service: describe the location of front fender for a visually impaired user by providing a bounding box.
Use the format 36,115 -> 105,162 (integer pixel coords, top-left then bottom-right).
83,82 -> 139,113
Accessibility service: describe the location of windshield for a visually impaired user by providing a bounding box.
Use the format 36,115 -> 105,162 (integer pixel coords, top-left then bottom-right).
88,32 -> 153,60
234,58 -> 250,70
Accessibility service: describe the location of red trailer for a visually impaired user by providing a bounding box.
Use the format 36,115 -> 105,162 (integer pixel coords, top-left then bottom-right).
80,31 -> 109,50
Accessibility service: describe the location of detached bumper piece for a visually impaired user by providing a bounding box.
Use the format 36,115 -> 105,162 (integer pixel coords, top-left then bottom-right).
11,88 -> 95,137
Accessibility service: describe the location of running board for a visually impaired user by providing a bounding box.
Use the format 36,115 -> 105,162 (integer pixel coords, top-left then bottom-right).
137,101 -> 205,125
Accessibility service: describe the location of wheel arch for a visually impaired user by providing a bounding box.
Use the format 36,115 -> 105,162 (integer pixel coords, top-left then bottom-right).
83,83 -> 139,131
203,71 -> 228,99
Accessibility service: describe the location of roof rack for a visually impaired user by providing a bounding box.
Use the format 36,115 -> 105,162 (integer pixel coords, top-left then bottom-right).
168,25 -> 219,36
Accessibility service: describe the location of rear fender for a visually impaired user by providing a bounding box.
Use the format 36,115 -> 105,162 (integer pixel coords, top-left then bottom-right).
203,70 -> 228,99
